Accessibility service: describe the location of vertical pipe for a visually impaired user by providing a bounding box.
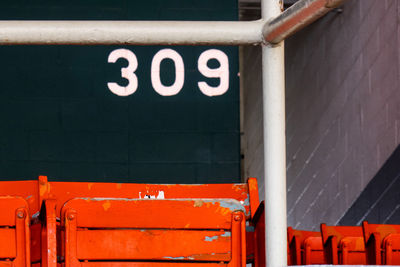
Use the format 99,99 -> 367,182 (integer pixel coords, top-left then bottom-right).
261,0 -> 287,267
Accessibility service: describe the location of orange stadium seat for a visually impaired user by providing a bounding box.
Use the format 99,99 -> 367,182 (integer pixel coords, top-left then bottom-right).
0,176 -> 261,266
61,198 -> 246,266
9,176 -> 400,266
287,227 -> 325,265
383,233 -> 400,265
0,196 -> 31,267
363,221 -> 400,264
32,176 -> 260,267
321,224 -> 366,264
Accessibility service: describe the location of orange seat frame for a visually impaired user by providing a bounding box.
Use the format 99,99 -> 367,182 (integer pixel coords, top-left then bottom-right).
0,196 -> 31,267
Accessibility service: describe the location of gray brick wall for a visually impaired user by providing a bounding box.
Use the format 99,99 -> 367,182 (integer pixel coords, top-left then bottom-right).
242,0 -> 400,229
241,45 -> 265,199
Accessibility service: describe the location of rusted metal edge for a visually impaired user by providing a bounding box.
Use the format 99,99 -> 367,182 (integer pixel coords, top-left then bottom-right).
263,0 -> 346,44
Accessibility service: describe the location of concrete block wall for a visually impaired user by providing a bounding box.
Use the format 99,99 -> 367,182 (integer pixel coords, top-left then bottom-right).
242,0 -> 400,229
241,45 -> 265,199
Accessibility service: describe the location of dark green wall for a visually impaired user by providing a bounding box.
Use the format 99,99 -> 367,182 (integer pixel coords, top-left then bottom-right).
0,1 -> 240,183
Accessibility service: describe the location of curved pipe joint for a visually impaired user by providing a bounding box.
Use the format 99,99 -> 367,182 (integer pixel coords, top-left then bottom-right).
263,0 -> 347,45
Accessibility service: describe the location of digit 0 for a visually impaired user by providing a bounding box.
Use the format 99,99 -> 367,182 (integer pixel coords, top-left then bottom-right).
151,49 -> 185,96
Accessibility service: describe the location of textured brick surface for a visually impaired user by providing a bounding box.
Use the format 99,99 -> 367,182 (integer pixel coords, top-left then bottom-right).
242,0 -> 400,229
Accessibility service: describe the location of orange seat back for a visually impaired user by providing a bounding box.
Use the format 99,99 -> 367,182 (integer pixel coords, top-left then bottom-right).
39,176 -> 259,220
363,222 -> 400,265
363,222 -> 400,242
61,198 -> 246,266
287,227 -> 324,265
303,236 -> 325,265
321,224 -> 365,264
383,233 -> 400,265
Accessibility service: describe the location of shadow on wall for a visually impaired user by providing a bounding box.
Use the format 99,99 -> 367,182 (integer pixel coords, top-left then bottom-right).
340,145 -> 400,225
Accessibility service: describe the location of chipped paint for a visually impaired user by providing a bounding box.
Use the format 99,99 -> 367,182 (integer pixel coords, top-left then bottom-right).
26,195 -> 33,199
163,256 -> 185,260
157,191 -> 165,199
221,232 -> 231,237
80,197 -> 138,202
102,201 -> 111,211
242,195 -> 251,216
218,199 -> 246,212
204,231 -> 230,242
138,190 -> 165,199
243,195 -> 250,207
32,211 -> 40,218
193,200 -> 204,207
204,235 -> 219,242
39,181 -> 50,196
192,199 -> 245,213
249,181 -> 258,191
232,184 -> 243,192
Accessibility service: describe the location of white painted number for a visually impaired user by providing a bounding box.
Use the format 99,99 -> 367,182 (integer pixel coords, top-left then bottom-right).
107,48 -> 230,97
151,49 -> 185,96
197,49 -> 229,97
107,48 -> 138,96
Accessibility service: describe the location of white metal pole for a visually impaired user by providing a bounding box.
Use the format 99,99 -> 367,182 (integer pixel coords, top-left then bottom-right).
262,0 -> 287,267
0,0 -> 345,46
0,20 -> 264,45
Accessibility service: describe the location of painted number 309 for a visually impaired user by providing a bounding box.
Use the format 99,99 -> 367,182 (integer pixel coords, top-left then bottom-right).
107,48 -> 229,97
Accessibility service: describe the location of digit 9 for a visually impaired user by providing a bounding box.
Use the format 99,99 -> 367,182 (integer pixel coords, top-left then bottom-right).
197,49 -> 229,97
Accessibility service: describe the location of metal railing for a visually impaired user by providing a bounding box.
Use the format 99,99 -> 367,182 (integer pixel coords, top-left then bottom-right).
0,0 -> 345,266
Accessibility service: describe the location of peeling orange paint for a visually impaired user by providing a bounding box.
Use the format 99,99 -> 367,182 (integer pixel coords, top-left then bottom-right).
102,201 -> 111,211
249,182 -> 258,191
194,200 -> 203,207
